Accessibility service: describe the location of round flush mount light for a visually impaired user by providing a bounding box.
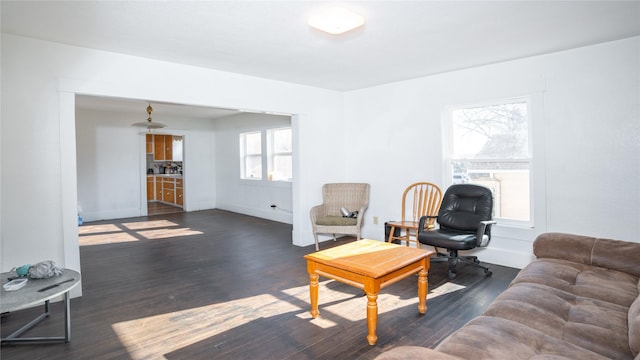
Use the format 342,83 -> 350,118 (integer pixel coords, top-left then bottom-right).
308,6 -> 365,35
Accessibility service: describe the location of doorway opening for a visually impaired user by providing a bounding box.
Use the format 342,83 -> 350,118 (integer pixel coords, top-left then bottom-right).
146,133 -> 184,216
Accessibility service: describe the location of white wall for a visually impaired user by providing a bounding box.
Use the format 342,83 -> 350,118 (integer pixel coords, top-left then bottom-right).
214,113 -> 293,224
2,33 -> 638,275
75,107 -> 222,221
0,34 -> 344,273
345,36 -> 640,268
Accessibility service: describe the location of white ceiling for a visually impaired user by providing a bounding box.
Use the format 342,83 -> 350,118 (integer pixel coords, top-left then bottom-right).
74,95 -> 241,120
3,1 -> 639,116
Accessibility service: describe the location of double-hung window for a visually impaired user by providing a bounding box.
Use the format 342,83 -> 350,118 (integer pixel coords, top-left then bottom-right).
240,127 -> 292,182
446,98 -> 532,225
267,128 -> 292,181
240,131 -> 262,180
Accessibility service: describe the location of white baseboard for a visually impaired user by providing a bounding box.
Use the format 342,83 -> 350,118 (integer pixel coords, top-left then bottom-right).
217,204 -> 293,224
461,246 -> 535,269
82,208 -> 141,222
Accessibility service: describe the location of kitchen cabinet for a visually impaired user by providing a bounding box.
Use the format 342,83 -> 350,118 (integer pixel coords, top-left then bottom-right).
153,135 -> 166,161
176,178 -> 183,206
163,188 -> 175,204
146,176 -> 154,200
146,134 -> 153,154
152,134 -> 182,161
147,175 -> 183,208
162,178 -> 175,204
164,136 -> 173,161
155,177 -> 163,200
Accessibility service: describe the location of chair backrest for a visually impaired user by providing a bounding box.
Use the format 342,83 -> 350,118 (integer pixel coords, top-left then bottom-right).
322,183 -> 370,216
401,182 -> 442,224
437,184 -> 493,233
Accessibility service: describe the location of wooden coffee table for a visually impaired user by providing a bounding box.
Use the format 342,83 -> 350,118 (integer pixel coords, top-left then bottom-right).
304,239 -> 434,345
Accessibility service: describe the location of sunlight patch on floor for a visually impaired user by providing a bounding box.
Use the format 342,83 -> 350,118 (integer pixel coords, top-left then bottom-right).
78,224 -> 121,234
112,293 -> 302,360
79,220 -> 202,246
79,232 -> 139,246
137,228 -> 203,239
122,220 -> 179,230
285,279 -> 467,326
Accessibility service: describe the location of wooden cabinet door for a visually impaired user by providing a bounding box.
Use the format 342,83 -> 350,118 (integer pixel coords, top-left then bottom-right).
176,187 -> 183,206
164,189 -> 175,204
153,135 -> 165,160
165,136 -> 173,160
146,177 -> 154,200
155,177 -> 163,200
146,134 -> 153,154
162,178 -> 175,204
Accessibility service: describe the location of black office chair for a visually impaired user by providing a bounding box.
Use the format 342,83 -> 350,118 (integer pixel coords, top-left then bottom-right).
417,184 -> 496,279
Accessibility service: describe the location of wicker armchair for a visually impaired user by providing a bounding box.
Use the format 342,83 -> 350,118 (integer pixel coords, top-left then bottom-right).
310,183 -> 370,251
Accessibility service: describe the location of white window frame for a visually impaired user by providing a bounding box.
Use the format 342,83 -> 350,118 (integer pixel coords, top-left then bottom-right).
240,131 -> 262,180
444,96 -> 534,228
267,127 -> 292,182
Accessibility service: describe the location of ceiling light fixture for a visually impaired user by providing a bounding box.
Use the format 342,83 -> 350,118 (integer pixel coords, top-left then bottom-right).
132,103 -> 167,131
308,6 -> 365,35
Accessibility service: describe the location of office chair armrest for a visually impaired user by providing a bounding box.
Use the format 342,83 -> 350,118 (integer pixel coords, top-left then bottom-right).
418,215 -> 438,233
476,220 -> 497,247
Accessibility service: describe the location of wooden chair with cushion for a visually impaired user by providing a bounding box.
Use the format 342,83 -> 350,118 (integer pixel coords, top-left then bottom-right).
386,182 -> 442,248
310,183 -> 370,251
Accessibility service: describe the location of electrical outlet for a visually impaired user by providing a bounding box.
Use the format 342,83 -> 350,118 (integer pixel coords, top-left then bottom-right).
373,216 -> 379,225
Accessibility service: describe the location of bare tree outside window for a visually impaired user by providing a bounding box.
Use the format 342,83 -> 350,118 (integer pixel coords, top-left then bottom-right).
450,100 -> 531,223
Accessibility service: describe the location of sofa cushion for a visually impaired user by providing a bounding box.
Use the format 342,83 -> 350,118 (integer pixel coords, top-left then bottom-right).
483,282 -> 632,359
512,258 -> 639,307
488,258 -> 638,359
435,316 -> 611,359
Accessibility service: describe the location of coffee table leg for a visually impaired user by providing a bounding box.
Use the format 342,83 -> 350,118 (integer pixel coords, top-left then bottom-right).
418,268 -> 428,314
366,292 -> 378,345
309,273 -> 319,318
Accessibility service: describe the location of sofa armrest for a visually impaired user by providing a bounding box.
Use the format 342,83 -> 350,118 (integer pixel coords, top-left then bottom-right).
374,346 -> 463,360
534,232 -> 640,277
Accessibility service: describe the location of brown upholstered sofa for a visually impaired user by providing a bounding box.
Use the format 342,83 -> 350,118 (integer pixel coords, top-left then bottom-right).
376,232 -> 640,360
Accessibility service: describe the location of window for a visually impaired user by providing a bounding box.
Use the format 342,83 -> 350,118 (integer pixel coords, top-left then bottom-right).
240,127 -> 292,182
446,98 -> 532,224
240,131 -> 262,179
268,128 -> 292,181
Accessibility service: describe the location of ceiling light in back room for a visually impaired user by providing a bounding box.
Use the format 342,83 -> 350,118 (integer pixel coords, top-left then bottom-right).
132,104 -> 167,131
308,6 -> 365,35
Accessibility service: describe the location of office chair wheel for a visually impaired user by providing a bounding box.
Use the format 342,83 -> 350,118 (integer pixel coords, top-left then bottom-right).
448,271 -> 457,280
485,269 -> 492,276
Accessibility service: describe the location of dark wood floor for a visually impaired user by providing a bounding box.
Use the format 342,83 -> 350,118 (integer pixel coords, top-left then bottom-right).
147,201 -> 184,216
1,209 -> 519,360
